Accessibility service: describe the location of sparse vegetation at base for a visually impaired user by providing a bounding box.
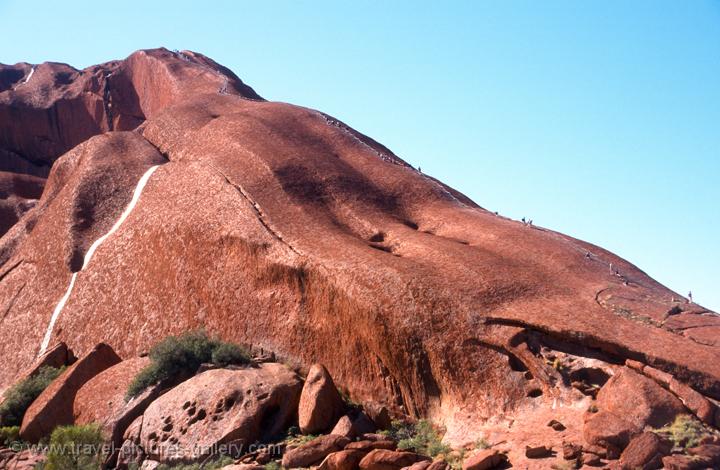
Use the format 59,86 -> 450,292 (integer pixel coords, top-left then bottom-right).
653,414 -> 711,449
282,425 -> 318,446
126,330 -> 251,399
0,366 -> 64,426
383,419 -> 451,458
42,424 -> 105,470
0,425 -> 20,446
155,455 -> 234,470
264,461 -> 281,470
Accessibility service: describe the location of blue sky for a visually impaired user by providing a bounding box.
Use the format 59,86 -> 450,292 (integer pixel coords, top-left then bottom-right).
1,0 -> 718,311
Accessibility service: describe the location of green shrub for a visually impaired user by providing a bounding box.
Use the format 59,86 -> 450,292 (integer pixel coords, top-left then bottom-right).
0,366 -> 64,426
127,331 -> 250,398
474,437 -> 490,450
0,426 -> 20,446
283,425 -> 318,446
211,342 -> 250,367
264,461 -> 281,470
653,414 -> 710,449
385,420 -> 450,457
44,424 -> 105,470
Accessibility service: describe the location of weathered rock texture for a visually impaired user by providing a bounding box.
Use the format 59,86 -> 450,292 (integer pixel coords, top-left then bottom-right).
19,343 -> 120,442
1,48 -> 719,447
73,356 -> 157,460
299,363 -> 346,434
139,364 -> 302,463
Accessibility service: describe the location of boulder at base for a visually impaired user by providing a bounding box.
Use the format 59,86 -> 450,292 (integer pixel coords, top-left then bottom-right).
359,449 -> 430,470
298,364 -> 346,434
139,363 -> 302,463
74,356 -> 158,454
20,343 -> 121,442
584,367 -> 686,449
318,449 -> 368,470
283,434 -> 351,468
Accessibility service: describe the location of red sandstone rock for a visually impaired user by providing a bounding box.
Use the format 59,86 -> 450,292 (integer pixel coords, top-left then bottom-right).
402,461 -> 432,470
584,368 -> 686,449
319,449 -> 368,470
19,343 -> 120,442
346,440 -> 397,451
669,378 -> 717,425
583,410 -> 636,450
0,446 -> 45,470
661,448 -> 720,470
298,364 -> 346,434
140,364 -> 301,463
1,49 -> 719,449
425,461 -> 449,470
359,450 -> 430,470
282,434 -> 350,468
0,171 -> 44,237
363,401 -> 392,430
687,444 -> 720,464
524,444 -> 552,458
331,415 -> 357,438
561,441 -> 582,461
73,356 -> 158,465
117,414 -> 144,469
1,342 -> 73,405
25,342 -> 74,376
461,449 -> 507,470
619,432 -> 671,470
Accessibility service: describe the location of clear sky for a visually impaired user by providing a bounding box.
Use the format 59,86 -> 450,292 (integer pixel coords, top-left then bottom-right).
1,0 -> 718,311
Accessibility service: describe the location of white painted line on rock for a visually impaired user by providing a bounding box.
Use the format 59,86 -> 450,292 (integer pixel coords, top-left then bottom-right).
38,165 -> 160,355
23,67 -> 35,84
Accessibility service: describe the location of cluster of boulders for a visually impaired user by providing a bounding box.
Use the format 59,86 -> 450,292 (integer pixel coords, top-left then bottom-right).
500,344 -> 720,469
3,338 -> 720,470
0,343 -> 448,470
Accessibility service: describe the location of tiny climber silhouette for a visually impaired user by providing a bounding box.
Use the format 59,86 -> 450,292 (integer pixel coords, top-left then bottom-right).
688,291 -> 693,303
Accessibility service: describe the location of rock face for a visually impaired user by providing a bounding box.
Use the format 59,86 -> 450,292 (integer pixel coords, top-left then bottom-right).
358,449 -> 430,470
461,449 -> 507,470
619,432 -> 671,470
282,434 -> 351,468
584,367 -> 686,449
299,364 -> 346,434
1,48 -> 720,446
73,356 -> 156,457
318,449 -> 367,470
139,364 -> 301,463
19,343 -> 120,442
0,171 -> 44,237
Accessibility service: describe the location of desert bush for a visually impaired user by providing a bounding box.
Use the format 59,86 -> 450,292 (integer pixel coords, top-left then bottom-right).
127,331 -> 250,398
0,366 -> 63,426
43,424 -> 105,470
654,414 -> 710,449
282,425 -> 318,446
0,426 -> 20,446
383,419 -> 450,457
211,342 -> 250,367
264,461 -> 281,470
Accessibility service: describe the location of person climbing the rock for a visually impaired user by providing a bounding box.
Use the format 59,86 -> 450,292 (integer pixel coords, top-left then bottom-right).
522,217 -> 526,225
418,166 -> 422,173
688,291 -> 693,303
